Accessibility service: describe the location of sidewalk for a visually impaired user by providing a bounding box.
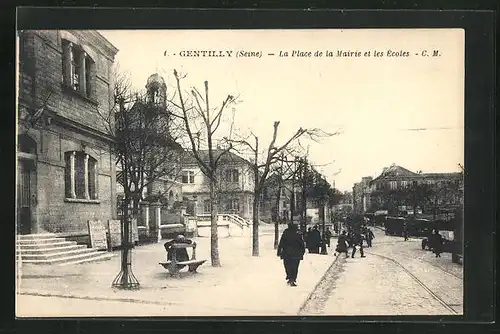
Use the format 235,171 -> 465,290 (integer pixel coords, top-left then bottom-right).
17,232 -> 337,317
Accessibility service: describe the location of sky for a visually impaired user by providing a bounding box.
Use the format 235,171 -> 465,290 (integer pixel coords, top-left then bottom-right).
99,29 -> 464,192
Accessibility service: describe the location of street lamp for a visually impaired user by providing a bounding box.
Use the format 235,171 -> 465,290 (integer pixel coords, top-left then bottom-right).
112,196 -> 140,290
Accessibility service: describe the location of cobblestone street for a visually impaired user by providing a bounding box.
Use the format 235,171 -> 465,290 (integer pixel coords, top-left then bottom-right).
300,228 -> 463,315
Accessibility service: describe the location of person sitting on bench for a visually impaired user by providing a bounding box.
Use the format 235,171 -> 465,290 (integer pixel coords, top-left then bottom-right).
164,234 -> 193,262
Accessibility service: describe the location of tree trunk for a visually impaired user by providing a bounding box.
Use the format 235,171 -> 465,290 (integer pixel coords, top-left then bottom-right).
252,196 -> 260,256
209,181 -> 221,266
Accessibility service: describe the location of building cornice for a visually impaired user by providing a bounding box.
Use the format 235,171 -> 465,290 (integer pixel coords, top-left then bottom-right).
53,114 -> 116,144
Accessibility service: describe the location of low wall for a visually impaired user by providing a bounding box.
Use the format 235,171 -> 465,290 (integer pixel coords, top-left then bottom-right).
197,222 -> 230,238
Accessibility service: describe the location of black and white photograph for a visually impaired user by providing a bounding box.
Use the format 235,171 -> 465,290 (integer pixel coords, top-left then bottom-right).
16,28 -> 464,317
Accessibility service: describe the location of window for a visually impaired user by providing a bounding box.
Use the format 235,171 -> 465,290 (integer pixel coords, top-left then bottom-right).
225,168 -> 239,183
203,199 -> 211,214
65,151 -> 98,200
389,181 -> 397,190
182,171 -> 195,184
226,198 -> 240,212
401,181 -> 408,188
62,40 -> 95,99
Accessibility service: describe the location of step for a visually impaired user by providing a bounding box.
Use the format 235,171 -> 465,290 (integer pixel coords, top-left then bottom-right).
17,233 -> 57,240
16,237 -> 69,245
16,240 -> 76,249
22,250 -> 114,265
20,247 -> 98,261
16,244 -> 88,255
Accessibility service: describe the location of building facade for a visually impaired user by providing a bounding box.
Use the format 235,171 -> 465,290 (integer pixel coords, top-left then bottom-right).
180,150 -> 255,220
352,177 -> 372,214
354,164 -> 464,217
17,30 -> 118,236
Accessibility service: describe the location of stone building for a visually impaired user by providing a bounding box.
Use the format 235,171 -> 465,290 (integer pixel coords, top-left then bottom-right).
180,150 -> 255,221
352,177 -> 373,214
17,30 -> 118,237
114,73 -> 184,235
356,164 -> 463,216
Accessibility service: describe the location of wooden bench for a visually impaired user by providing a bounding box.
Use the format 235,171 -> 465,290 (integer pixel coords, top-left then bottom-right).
159,242 -> 206,276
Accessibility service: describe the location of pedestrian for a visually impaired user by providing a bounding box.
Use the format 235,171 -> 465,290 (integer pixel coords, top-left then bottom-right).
309,225 -> 321,253
324,227 -> 332,247
277,223 -> 306,287
365,227 -> 375,248
403,223 -> 409,241
351,231 -> 366,258
431,229 -> 443,258
305,227 -> 312,251
164,234 -> 193,263
334,231 -> 350,258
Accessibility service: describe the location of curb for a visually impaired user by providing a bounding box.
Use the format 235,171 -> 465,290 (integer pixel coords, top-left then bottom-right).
297,254 -> 340,314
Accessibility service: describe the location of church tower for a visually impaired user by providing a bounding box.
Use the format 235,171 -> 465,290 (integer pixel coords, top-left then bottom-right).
145,73 -> 167,107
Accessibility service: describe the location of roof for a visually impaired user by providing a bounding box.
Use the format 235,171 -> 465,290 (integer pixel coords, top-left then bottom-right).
371,164 -> 462,184
182,149 -> 251,166
146,73 -> 166,87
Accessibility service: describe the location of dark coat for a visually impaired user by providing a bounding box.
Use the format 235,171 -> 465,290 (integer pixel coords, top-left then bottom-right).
164,239 -> 192,262
336,235 -> 349,253
309,229 -> 322,248
431,233 -> 443,250
351,233 -> 363,246
277,227 -> 306,260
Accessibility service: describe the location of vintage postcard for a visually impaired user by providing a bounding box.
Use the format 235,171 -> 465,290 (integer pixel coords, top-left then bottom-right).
16,28 -> 464,317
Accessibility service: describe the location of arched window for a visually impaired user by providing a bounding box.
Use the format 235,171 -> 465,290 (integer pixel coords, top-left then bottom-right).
61,39 -> 96,99
65,151 -> 98,200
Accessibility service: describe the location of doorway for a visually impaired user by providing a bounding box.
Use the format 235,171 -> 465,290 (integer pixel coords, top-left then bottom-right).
17,135 -> 37,235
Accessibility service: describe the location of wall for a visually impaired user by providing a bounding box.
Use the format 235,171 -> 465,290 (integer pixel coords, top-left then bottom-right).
18,30 -> 118,236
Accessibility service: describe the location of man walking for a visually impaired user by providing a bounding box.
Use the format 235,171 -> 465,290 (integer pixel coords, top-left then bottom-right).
431,229 -> 443,258
277,223 -> 306,286
351,231 -> 366,258
309,225 -> 322,253
403,223 -> 409,241
324,227 -> 332,247
365,227 -> 375,248
334,231 -> 350,258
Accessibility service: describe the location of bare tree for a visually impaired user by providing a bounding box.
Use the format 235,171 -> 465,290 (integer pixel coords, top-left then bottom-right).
96,69 -> 185,218
171,69 -> 237,267
93,68 -> 185,289
228,122 -> 333,256
264,152 -> 302,249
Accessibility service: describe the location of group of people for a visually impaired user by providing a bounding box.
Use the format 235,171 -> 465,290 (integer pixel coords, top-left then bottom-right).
333,225 -> 375,259
276,222 -> 377,287
304,225 -> 333,254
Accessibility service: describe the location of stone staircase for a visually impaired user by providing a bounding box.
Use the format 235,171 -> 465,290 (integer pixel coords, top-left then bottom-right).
16,233 -> 115,266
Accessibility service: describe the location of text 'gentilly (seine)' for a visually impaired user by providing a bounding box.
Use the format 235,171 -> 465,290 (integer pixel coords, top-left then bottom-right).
165,49 -> 440,58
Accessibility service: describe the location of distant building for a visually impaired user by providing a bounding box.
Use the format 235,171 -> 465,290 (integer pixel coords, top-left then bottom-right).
359,164 -> 463,216
352,177 -> 372,214
17,30 -> 118,236
180,150 -> 255,220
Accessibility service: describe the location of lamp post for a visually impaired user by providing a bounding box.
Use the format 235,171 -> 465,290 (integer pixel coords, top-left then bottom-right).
112,195 -> 140,290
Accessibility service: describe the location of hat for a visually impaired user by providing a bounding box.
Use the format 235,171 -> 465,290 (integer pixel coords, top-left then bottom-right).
175,234 -> 185,241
